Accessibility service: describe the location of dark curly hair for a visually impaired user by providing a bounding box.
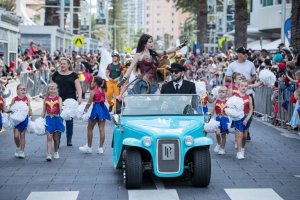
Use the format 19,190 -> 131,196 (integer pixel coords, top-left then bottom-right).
93,76 -> 107,91
136,34 -> 159,65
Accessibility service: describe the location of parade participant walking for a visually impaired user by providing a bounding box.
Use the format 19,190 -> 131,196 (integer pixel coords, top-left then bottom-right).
41,83 -> 65,161
225,47 -> 256,140
0,94 -> 7,131
73,55 -> 87,99
231,81 -> 253,159
52,57 -> 82,147
11,84 -> 32,159
210,86 -> 229,155
161,63 -> 196,94
105,51 -> 123,112
79,76 -> 110,154
118,34 -> 188,93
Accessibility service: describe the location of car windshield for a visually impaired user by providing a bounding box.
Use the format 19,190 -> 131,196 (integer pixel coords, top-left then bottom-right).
122,94 -> 204,116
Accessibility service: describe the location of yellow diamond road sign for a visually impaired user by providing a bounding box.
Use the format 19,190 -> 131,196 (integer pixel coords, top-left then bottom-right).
73,35 -> 85,47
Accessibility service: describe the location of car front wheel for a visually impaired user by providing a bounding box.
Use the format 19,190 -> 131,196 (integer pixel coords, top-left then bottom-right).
124,149 -> 143,189
191,147 -> 211,187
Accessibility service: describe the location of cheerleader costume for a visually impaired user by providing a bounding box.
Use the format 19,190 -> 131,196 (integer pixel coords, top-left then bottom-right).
231,94 -> 251,132
45,96 -> 65,134
215,99 -> 229,134
290,101 -> 300,128
89,88 -> 111,121
0,96 -> 3,129
13,96 -> 29,132
232,86 -> 239,96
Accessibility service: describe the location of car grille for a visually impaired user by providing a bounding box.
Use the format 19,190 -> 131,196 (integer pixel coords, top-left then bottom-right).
156,139 -> 180,173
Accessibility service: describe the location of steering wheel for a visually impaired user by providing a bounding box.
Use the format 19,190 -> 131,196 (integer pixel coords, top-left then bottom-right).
132,79 -> 150,94
183,104 -> 194,115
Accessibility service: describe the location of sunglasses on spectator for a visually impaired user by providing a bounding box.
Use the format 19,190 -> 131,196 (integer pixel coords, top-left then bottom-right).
171,70 -> 181,74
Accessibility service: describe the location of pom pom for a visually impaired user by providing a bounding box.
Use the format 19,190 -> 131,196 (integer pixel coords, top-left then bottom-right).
225,96 -> 245,120
259,69 -> 276,87
2,113 -> 14,129
227,117 -> 235,133
76,104 -> 86,119
204,118 -> 220,133
194,81 -> 207,97
226,96 -> 244,110
34,117 -> 46,135
10,102 -> 29,125
61,99 -> 79,120
82,106 -> 93,122
27,120 -> 35,134
211,86 -> 221,99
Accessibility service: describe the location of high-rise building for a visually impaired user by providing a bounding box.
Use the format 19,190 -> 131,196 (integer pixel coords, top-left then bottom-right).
143,0 -> 189,48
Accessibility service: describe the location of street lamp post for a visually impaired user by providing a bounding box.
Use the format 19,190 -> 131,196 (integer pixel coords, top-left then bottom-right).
281,0 -> 286,44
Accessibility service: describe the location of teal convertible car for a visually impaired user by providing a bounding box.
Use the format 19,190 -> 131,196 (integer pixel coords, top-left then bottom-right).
112,94 -> 213,189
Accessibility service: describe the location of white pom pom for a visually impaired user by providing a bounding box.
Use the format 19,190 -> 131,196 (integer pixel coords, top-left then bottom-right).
226,96 -> 244,111
194,81 -> 207,97
27,120 -> 35,134
10,102 -> 29,125
211,86 -> 221,99
82,106 -> 93,122
259,69 -> 276,87
76,104 -> 86,119
225,108 -> 244,120
61,99 -> 79,120
34,117 -> 46,135
2,113 -> 14,129
204,118 -> 220,133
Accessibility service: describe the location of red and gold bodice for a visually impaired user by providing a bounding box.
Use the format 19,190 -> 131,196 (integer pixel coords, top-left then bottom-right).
93,88 -> 105,103
13,96 -> 29,106
215,99 -> 227,116
45,96 -> 60,115
236,94 -> 250,115
0,96 -> 4,111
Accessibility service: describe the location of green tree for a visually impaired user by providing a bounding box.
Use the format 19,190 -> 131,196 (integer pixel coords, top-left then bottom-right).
234,0 -> 248,48
110,0 -> 126,51
291,0 -> 300,52
0,0 -> 16,11
168,0 -> 207,52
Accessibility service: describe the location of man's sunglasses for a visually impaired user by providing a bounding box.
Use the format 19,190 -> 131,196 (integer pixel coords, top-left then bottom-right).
170,70 -> 181,74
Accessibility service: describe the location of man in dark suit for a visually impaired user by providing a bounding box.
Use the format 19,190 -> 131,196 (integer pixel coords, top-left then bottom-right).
161,63 -> 196,94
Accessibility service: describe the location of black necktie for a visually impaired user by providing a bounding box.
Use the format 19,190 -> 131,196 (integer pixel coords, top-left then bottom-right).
175,84 -> 179,92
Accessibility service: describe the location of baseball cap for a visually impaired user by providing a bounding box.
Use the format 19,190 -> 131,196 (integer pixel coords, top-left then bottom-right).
111,51 -> 119,57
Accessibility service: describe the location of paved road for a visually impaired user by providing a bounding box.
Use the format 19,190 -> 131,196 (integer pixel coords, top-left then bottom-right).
0,99 -> 300,200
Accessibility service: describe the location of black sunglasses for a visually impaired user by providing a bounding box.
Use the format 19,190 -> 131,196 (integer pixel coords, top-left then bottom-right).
171,70 -> 181,74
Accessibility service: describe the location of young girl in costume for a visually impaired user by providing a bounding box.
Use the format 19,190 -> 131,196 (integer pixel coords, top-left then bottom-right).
231,81 -> 253,159
41,83 -> 65,161
11,84 -> 32,159
79,76 -> 111,154
210,86 -> 229,155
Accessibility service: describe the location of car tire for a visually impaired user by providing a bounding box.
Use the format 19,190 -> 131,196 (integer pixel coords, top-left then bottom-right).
124,149 -> 143,189
191,147 -> 211,187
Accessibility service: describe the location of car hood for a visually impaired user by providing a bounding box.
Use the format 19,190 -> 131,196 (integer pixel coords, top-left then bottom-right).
122,116 -> 203,136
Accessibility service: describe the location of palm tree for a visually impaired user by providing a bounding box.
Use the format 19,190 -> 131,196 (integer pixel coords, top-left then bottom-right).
291,0 -> 300,52
0,0 -> 16,12
234,0 -> 248,48
198,0 -> 208,51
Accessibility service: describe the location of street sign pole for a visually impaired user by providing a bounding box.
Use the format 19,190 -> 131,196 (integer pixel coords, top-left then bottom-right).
60,0 -> 64,29
281,0 -> 286,44
88,0 -> 92,53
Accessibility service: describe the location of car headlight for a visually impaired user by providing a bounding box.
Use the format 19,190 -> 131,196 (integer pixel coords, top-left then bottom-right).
185,136 -> 194,146
142,137 -> 152,147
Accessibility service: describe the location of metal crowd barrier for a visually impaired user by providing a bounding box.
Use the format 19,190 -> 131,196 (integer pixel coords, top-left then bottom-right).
254,83 -> 294,128
19,70 -> 51,98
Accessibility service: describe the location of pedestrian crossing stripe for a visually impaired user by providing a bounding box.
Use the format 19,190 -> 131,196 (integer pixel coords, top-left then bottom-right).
73,35 -> 85,47
225,188 -> 284,200
26,191 -> 79,200
128,190 -> 179,200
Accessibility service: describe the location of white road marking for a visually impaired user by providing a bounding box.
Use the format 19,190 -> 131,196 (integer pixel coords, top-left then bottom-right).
225,188 -> 284,200
152,174 -> 165,190
294,175 -> 300,178
128,189 -> 179,200
280,132 -> 300,140
26,191 -> 79,200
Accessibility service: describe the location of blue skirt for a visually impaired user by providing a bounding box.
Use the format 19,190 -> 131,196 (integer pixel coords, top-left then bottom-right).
45,116 -> 65,134
216,116 -> 229,134
290,103 -> 300,128
195,106 -> 208,114
231,115 -> 251,133
89,103 -> 111,121
15,115 -> 29,133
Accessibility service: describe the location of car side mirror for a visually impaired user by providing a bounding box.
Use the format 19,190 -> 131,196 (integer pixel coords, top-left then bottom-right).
204,112 -> 211,123
112,114 -> 120,126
